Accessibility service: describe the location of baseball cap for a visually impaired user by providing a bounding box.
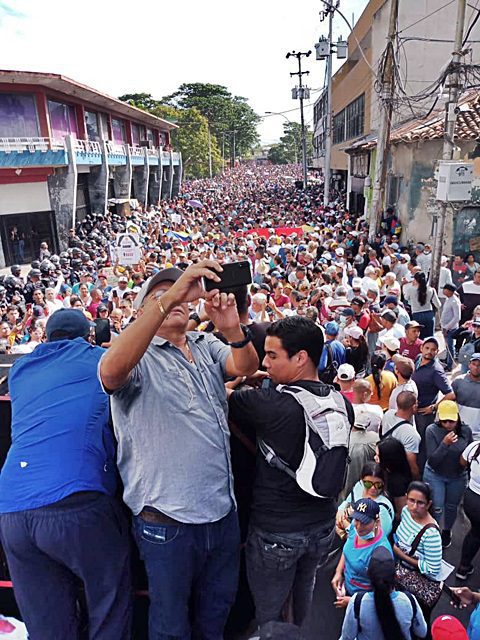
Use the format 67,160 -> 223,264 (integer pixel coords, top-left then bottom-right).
46,309 -> 94,342
423,335 -> 439,347
353,406 -> 374,430
324,321 -> 339,336
337,363 -> 355,381
381,295 -> 399,306
405,320 -> 424,329
351,277 -> 362,289
472,316 -> 480,326
431,615 -> 468,640
437,400 -> 459,422
381,336 -> 400,352
134,267 -> 184,309
470,352 -> 480,362
118,276 -> 128,283
442,283 -> 456,292
351,498 -> 380,524
97,304 -> 108,312
345,325 -> 364,340
340,307 -> 355,317
381,309 -> 397,323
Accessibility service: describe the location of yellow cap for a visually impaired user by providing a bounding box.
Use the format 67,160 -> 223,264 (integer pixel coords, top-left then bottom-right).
437,400 -> 459,422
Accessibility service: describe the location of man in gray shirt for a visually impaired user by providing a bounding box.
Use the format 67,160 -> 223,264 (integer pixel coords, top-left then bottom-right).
381,390 -> 421,479
453,353 -> 480,440
99,261 -> 259,640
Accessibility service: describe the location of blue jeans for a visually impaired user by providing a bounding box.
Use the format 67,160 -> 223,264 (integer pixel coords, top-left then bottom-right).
423,465 -> 467,530
246,520 -> 335,625
0,492 -> 132,640
444,328 -> 456,369
133,508 -> 240,640
412,310 -> 435,340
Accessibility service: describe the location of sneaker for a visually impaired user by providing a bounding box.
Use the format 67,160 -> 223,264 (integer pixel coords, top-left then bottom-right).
442,529 -> 452,548
456,565 -> 474,580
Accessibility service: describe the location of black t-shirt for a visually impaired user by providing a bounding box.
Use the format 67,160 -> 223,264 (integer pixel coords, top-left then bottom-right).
229,380 -> 354,533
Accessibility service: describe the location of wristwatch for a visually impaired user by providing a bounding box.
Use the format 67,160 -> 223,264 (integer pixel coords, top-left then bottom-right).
228,324 -> 253,348
189,312 -> 201,326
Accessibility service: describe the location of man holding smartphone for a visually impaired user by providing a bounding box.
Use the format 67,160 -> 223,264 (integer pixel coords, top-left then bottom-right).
99,260 -> 259,640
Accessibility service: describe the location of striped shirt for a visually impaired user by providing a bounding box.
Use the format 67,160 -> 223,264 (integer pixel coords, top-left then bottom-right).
395,506 -> 442,578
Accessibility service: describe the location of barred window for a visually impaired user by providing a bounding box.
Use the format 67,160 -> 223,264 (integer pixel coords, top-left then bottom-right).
345,94 -> 365,140
333,110 -> 345,144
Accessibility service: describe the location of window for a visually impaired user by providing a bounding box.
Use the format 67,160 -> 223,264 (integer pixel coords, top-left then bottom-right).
111,118 -> 126,143
0,93 -> 39,137
333,110 -> 345,144
85,111 -> 100,141
99,113 -> 110,140
345,94 -> 365,140
48,100 -> 78,139
146,128 -> 154,143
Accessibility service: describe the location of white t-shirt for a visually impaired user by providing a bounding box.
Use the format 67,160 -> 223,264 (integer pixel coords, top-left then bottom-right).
382,409 -> 421,454
389,379 -> 418,410
462,441 -> 480,494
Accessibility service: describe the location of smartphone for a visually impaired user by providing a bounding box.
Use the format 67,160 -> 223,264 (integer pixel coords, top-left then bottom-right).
204,260 -> 252,292
443,584 -> 462,607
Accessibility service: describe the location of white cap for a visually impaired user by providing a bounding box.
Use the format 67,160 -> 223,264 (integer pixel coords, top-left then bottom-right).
381,336 -> 401,352
337,363 -> 356,381
335,247 -> 345,256
345,325 -> 364,340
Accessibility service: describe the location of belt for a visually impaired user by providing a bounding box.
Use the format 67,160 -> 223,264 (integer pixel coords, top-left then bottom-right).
138,508 -> 182,526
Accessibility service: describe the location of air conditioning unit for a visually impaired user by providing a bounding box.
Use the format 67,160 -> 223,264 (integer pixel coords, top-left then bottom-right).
140,140 -> 153,149
436,161 -> 473,201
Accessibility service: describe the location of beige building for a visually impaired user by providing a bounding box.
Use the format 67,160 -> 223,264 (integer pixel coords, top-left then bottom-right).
313,0 -> 480,255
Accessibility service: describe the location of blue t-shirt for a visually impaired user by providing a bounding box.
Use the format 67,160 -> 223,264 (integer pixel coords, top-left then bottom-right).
319,339 -> 346,372
0,338 -> 116,513
343,524 -> 393,594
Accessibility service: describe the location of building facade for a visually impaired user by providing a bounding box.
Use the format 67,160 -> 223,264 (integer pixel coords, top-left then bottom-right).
0,70 -> 182,267
313,0 -> 480,254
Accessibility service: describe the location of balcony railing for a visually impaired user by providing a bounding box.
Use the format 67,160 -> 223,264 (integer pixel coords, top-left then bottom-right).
106,141 -> 127,155
129,145 -> 144,157
0,137 -> 66,153
74,139 -> 102,155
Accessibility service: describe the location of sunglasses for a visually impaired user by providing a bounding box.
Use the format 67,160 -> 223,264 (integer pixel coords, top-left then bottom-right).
363,480 -> 384,490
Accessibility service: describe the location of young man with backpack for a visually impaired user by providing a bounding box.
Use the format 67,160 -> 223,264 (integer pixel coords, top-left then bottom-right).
228,316 -> 354,626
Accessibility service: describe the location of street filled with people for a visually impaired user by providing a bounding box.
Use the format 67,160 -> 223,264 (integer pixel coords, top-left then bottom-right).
1,163 -> 480,639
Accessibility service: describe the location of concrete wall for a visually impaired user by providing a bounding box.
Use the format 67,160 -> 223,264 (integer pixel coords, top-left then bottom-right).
47,136 -> 77,250
0,182 -> 50,215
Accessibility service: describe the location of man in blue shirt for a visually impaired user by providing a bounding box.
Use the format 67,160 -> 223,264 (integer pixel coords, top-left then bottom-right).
0,309 -> 131,640
318,321 -> 346,384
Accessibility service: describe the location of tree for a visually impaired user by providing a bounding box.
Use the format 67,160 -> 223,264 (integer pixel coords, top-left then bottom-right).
162,83 -> 260,163
117,93 -> 160,112
267,122 -> 313,165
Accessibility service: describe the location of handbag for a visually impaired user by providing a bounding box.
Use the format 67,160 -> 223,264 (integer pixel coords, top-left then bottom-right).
395,523 -> 443,609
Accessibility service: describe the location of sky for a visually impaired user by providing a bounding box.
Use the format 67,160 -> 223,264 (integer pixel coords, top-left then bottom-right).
0,0 -> 369,145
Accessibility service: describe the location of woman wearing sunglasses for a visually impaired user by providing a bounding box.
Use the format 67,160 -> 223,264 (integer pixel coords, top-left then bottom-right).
336,462 -> 394,540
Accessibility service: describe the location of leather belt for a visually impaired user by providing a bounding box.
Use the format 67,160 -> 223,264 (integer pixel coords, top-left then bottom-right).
138,508 -> 182,526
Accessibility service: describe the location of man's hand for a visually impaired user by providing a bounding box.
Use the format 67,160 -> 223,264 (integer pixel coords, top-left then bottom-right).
205,292 -> 241,338
162,260 -> 222,310
334,596 -> 350,609
331,572 -> 344,594
452,587 -> 477,608
418,404 -> 435,415
243,371 -> 270,388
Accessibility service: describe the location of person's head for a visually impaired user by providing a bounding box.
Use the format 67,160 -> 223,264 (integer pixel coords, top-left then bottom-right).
431,614 -> 469,640
136,267 -> 188,333
360,462 -> 386,499
469,353 -> 480,380
437,400 -> 461,433
405,481 -> 432,520
351,498 -> 380,539
380,309 -> 396,330
324,321 -> 339,340
79,283 -> 89,297
97,304 -> 108,319
420,336 -> 439,361
45,287 -> 56,301
393,355 -> 414,382
376,437 -> 411,477
118,275 -> 129,290
353,378 -> 372,404
120,298 -> 133,316
45,309 -> 93,343
32,289 -> 44,304
263,317 -> 324,384
251,292 -> 267,314
395,390 -> 418,417
474,268 -> 480,285
442,283 -> 456,298
405,320 -> 422,343
336,363 -> 355,389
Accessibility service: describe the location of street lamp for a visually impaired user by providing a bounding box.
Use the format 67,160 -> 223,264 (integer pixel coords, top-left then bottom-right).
264,111 -> 299,164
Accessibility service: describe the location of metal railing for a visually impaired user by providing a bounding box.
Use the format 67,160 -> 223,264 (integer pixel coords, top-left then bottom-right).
106,141 -> 127,155
129,145 -> 144,157
0,137 -> 66,153
74,139 -> 102,154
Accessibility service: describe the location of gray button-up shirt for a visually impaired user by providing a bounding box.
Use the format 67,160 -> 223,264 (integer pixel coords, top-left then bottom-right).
100,331 -> 235,523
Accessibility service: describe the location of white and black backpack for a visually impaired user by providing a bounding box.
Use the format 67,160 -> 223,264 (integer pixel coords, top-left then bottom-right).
258,384 -> 351,499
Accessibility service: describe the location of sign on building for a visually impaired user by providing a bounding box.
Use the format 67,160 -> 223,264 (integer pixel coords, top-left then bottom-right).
436,162 -> 473,202
114,233 -> 142,266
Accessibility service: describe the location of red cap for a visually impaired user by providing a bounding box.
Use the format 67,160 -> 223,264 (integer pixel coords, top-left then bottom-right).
432,615 -> 468,640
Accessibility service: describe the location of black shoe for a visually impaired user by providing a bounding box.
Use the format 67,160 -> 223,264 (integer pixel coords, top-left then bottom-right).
456,565 -> 474,580
442,529 -> 452,548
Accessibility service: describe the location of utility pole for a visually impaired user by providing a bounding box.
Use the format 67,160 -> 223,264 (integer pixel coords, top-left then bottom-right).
222,133 -> 225,173
430,0 -> 467,290
324,6 -> 334,206
368,0 -> 399,241
208,126 -> 213,178
232,130 -> 236,167
287,50 -> 312,188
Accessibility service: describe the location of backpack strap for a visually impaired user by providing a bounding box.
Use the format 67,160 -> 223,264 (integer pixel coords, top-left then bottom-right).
409,523 -> 439,556
378,501 -> 394,522
404,591 -> 418,621
380,419 -> 412,440
353,592 -> 366,633
257,439 -> 296,479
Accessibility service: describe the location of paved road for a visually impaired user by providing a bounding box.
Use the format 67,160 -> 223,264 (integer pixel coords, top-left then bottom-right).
305,506 -> 478,638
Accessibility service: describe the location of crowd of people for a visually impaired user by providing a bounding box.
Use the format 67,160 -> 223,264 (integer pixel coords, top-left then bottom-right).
0,164 -> 480,639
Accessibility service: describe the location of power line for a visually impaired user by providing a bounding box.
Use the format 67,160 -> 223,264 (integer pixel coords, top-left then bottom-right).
396,0 -> 456,35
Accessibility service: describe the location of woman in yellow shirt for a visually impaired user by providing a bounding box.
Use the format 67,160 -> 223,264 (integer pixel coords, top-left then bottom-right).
366,352 -> 397,412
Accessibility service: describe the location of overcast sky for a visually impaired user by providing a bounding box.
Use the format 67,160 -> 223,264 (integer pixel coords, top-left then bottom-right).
0,0 -> 369,144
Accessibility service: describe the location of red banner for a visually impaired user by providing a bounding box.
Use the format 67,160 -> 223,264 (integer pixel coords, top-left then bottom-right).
236,226 -> 304,238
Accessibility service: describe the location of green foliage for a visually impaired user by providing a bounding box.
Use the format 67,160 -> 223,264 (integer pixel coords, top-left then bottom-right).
162,83 -> 260,161
117,93 -> 160,112
267,121 -> 313,165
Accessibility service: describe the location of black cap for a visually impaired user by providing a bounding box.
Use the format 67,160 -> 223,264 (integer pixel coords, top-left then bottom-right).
351,498 -> 380,524
46,309 -> 94,342
442,283 -> 457,292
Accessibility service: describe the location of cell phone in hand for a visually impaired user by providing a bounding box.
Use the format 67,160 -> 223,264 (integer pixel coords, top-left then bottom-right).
204,261 -> 252,292
443,584 -> 462,607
